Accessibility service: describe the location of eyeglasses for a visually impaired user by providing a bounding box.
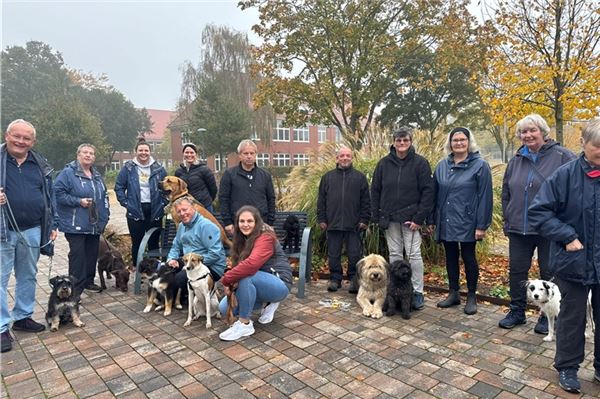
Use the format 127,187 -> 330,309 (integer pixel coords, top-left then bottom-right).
395,138 -> 411,143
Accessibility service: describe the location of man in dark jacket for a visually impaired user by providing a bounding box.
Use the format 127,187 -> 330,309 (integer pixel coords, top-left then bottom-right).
529,119 -> 600,394
0,119 -> 58,353
371,126 -> 434,310
219,140 -> 276,233
317,146 -> 370,293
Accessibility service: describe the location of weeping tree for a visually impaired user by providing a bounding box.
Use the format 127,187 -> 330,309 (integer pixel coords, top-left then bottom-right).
179,24 -> 274,166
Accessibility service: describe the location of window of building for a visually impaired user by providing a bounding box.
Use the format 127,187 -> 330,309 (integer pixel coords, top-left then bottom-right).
293,126 -> 309,142
272,153 -> 290,167
294,153 -> 310,166
111,161 -> 120,171
335,127 -> 342,142
318,125 -> 327,143
273,120 -> 290,141
250,125 -> 260,141
214,154 -> 222,172
256,153 -> 270,167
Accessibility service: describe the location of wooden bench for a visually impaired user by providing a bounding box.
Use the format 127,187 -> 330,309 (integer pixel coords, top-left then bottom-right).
133,211 -> 313,298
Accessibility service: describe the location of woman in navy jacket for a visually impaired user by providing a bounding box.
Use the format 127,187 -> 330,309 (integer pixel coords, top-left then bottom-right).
529,119 -> 600,394
433,127 -> 493,315
115,139 -> 167,267
54,144 -> 110,295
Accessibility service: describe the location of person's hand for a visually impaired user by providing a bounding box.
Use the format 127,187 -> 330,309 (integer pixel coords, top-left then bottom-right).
50,229 -> 58,241
358,223 -> 368,231
80,198 -> 92,208
167,259 -> 179,268
319,222 -> 327,230
566,238 -> 584,251
404,221 -> 421,231
0,187 -> 6,206
225,224 -> 234,235
475,229 -> 486,241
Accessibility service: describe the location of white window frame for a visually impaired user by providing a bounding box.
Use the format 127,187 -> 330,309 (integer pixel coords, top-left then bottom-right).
318,125 -> 327,143
294,153 -> 310,166
272,153 -> 290,167
214,154 -> 222,172
111,161 -> 120,171
256,153 -> 270,167
273,120 -> 290,141
293,126 -> 309,142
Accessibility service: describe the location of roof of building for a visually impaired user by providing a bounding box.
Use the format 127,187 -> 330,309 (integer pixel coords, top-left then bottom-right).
142,109 -> 176,140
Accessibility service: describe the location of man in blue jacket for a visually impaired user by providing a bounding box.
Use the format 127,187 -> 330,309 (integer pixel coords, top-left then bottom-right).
0,119 -> 58,353
317,146 -> 370,293
529,119 -> 600,394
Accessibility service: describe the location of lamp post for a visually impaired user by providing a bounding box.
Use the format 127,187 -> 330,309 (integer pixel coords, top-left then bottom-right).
197,128 -> 207,161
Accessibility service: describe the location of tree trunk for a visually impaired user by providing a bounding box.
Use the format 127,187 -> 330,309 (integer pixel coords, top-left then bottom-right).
555,101 -> 564,144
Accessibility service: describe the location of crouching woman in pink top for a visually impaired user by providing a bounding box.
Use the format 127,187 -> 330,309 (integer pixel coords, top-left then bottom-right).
218,205 -> 292,341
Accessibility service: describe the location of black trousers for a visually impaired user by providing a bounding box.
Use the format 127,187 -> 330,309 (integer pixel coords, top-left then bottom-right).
554,278 -> 600,372
65,233 -> 100,295
327,230 -> 362,282
507,233 -> 551,311
442,241 -> 478,293
127,203 -> 161,267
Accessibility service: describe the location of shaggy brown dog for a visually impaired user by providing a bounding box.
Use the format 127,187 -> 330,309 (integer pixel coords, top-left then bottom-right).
161,176 -> 231,248
356,254 -> 388,319
98,235 -> 130,292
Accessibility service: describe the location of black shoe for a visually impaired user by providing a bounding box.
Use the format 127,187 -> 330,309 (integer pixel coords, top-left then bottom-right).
85,283 -> 102,292
327,280 -> 341,292
437,290 -> 461,308
534,315 -> 549,335
348,277 -> 359,294
1,330 -> 13,353
558,368 -> 581,393
498,310 -> 526,329
464,293 -> 477,315
12,318 -> 46,333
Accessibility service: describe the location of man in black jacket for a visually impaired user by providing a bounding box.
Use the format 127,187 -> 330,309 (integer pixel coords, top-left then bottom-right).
317,146 -> 370,293
219,140 -> 276,233
371,127 -> 434,310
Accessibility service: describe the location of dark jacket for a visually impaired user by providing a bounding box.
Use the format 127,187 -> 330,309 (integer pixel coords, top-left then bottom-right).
0,143 -> 57,256
114,159 -> 167,221
317,165 -> 370,231
502,140 -> 576,235
174,162 -> 217,209
218,163 -> 276,226
371,146 -> 435,226
529,156 -> 600,285
433,152 -> 493,242
54,160 -> 110,235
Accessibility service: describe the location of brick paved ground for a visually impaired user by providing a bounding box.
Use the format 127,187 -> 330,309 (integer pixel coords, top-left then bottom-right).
2,211 -> 599,398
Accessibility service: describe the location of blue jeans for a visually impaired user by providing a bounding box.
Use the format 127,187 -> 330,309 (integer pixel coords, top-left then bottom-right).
1,227 -> 41,333
219,271 -> 290,319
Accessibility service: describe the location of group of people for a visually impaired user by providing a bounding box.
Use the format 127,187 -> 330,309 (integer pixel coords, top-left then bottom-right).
1,116 -> 599,395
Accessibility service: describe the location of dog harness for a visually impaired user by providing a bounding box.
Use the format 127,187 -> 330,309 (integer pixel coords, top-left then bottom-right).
187,271 -> 218,298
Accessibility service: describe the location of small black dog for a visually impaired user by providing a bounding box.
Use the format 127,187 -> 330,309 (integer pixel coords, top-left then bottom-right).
282,215 -> 300,252
45,275 -> 85,331
382,260 -> 414,319
142,258 -> 183,316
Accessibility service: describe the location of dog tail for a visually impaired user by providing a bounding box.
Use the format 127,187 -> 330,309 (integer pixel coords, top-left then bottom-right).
226,287 -> 237,325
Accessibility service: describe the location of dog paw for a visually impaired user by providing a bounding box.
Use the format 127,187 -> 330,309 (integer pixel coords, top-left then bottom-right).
362,309 -> 372,317
205,321 -> 212,329
401,313 -> 411,320
155,305 -> 164,311
214,312 -> 221,319
50,325 -> 59,332
371,310 -> 383,319
74,321 -> 85,328
183,320 -> 192,327
385,310 -> 395,317
175,304 -> 183,310
143,306 -> 152,313
163,310 -> 171,316
543,335 -> 554,342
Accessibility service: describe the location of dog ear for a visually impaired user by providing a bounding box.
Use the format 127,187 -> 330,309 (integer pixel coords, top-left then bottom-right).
356,258 -> 365,276
49,276 -> 58,288
542,281 -> 550,291
178,178 -> 187,192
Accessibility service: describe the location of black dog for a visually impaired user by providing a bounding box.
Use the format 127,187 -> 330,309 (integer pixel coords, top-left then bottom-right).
382,260 -> 414,319
45,275 -> 85,331
98,235 -> 130,292
138,257 -> 163,281
142,259 -> 183,316
282,215 -> 300,252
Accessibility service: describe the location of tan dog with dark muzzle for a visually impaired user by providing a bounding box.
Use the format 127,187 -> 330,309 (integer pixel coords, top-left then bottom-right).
161,176 -> 231,248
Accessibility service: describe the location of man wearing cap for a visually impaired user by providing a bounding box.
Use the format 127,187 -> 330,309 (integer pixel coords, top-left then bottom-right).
371,126 -> 435,310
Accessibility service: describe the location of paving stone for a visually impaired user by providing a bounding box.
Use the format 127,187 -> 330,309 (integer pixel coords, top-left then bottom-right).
264,371 -> 306,396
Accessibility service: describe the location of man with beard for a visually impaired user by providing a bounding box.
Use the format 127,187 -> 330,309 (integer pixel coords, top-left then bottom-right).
317,146 -> 370,293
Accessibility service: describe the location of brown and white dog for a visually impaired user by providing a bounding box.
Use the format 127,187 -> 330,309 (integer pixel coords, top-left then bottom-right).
161,176 -> 231,248
98,235 -> 130,292
356,254 -> 389,319
182,253 -> 220,328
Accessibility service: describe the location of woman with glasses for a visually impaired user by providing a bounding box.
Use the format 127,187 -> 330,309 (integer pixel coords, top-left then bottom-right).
54,143 -> 110,296
432,127 -> 493,315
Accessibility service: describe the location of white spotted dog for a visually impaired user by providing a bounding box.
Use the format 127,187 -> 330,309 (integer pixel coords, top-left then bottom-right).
526,279 -> 561,342
182,252 -> 220,328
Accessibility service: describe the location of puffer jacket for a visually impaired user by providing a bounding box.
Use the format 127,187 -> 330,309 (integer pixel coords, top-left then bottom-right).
114,159 -> 167,221
529,155 -> 600,285
0,143 -> 57,256
502,140 -> 576,235
174,161 -> 217,208
54,160 -> 110,235
371,146 -> 434,225
433,152 -> 493,242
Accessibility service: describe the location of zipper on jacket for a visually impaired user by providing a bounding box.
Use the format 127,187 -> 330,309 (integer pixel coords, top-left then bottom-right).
523,158 -> 535,233
341,170 -> 346,227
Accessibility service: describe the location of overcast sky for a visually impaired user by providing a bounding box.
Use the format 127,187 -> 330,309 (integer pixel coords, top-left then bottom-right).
2,0 -> 259,111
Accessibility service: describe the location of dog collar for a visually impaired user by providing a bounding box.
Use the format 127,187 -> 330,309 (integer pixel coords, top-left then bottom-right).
188,272 -> 210,283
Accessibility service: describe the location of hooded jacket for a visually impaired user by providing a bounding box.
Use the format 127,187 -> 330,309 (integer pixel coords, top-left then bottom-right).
114,158 -> 167,221
529,155 -> 600,285
54,160 -> 110,235
371,145 -> 434,226
0,143 -> 57,256
317,164 -> 370,231
432,152 -> 493,242
502,140 -> 576,235
218,163 -> 276,226
174,161 -> 217,209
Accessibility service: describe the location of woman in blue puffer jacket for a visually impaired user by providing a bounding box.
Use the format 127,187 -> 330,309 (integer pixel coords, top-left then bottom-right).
432,127 -> 493,315
54,144 -> 110,295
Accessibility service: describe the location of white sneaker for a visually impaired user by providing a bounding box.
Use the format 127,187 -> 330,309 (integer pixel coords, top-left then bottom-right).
219,320 -> 255,341
258,302 -> 280,324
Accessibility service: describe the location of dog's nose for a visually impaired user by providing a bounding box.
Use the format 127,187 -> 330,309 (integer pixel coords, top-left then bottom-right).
373,273 -> 379,279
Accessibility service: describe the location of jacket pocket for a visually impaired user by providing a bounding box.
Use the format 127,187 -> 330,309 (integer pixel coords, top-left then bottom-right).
553,247 -> 586,281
